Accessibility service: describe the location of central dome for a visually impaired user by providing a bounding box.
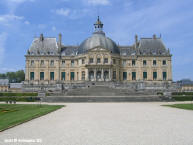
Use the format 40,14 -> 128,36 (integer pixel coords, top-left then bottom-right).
78,32 -> 120,54
78,16 -> 120,54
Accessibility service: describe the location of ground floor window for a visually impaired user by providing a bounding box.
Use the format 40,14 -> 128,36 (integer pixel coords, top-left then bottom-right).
163,72 -> 167,80
61,72 -> 65,80
113,71 -> 116,80
40,72 -> 44,80
123,72 -> 127,80
50,72 -> 54,80
30,72 -> 34,80
143,72 -> 147,80
153,72 -> 157,80
82,71 -> 85,80
132,72 -> 136,80
71,72 -> 75,80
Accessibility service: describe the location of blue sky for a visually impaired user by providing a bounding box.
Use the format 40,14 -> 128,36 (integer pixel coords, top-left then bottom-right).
0,0 -> 193,81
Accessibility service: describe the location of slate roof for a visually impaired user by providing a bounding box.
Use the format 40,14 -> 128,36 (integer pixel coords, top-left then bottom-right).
78,31 -> 120,54
26,35 -> 171,57
137,38 -> 170,56
61,46 -> 78,56
28,37 -> 59,56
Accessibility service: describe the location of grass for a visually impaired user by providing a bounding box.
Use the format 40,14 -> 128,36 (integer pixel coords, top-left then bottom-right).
164,103 -> 193,111
0,104 -> 64,131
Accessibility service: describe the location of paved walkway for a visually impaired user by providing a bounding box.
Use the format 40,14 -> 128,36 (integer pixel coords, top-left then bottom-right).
1,102 -> 193,145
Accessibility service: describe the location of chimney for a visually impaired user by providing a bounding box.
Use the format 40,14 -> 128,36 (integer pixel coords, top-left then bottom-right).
153,34 -> 157,39
40,33 -> 44,41
58,33 -> 62,53
135,34 -> 138,48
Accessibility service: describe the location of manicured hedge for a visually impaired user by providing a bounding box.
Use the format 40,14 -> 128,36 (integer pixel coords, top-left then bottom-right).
0,93 -> 38,97
0,96 -> 40,102
172,92 -> 193,95
172,96 -> 193,101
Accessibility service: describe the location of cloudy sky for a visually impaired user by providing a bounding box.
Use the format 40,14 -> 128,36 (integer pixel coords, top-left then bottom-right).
0,0 -> 193,81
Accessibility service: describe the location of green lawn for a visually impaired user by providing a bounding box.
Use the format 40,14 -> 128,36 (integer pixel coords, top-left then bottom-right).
0,104 -> 64,131
164,103 -> 193,110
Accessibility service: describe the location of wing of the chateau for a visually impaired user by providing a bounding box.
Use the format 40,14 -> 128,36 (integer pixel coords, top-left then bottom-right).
24,16 -> 172,92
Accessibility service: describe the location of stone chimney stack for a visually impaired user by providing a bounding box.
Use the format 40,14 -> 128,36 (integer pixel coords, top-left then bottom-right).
40,33 -> 44,41
135,34 -> 138,48
153,34 -> 157,39
58,33 -> 62,53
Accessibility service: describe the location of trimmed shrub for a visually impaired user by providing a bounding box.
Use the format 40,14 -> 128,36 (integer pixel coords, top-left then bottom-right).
0,93 -> 38,97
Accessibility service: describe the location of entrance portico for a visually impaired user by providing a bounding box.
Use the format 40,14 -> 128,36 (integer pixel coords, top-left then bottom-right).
88,68 -> 112,81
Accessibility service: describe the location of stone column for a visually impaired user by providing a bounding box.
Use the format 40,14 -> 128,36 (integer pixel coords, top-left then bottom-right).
94,69 -> 96,81
101,68 -> 104,81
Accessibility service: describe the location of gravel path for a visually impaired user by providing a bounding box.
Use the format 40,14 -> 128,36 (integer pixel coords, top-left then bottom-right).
1,102 -> 193,145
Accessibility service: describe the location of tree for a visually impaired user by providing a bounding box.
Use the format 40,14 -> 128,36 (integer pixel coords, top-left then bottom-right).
0,70 -> 25,83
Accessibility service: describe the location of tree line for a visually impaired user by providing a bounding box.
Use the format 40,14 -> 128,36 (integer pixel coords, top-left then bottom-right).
0,70 -> 25,83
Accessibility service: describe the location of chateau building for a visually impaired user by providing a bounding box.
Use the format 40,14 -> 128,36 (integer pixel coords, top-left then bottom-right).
24,17 -> 172,91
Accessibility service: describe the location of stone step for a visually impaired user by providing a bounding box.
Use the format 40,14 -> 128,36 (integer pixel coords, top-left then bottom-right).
42,96 -> 163,103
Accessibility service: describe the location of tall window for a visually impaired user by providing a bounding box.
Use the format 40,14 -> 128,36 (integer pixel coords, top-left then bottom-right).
143,72 -> 147,80
71,60 -> 74,67
50,60 -> 54,66
30,72 -> 34,80
40,60 -> 44,66
62,60 -> 65,66
61,72 -> 65,80
132,72 -> 136,80
40,72 -> 44,80
104,58 -> 108,64
71,72 -> 75,80
97,58 -> 101,63
132,60 -> 136,66
153,72 -> 157,80
163,72 -> 167,80
113,59 -> 116,64
113,71 -> 116,80
122,60 -> 126,66
153,60 -> 156,66
163,60 -> 166,65
82,71 -> 85,80
30,60 -> 34,66
82,59 -> 85,64
89,58 -> 93,63
50,72 -> 54,80
143,60 -> 147,66
123,72 -> 127,80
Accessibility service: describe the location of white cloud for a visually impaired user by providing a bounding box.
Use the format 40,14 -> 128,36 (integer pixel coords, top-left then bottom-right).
83,0 -> 110,5
54,8 -> 70,16
52,26 -> 56,31
0,33 -> 8,65
0,14 -> 23,24
24,20 -> 30,25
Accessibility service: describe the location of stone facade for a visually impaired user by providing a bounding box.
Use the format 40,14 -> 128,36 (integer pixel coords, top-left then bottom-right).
0,79 -> 9,92
23,17 -> 172,92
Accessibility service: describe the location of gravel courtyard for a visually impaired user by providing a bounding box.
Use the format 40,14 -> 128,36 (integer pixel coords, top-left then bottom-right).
1,102 -> 193,145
